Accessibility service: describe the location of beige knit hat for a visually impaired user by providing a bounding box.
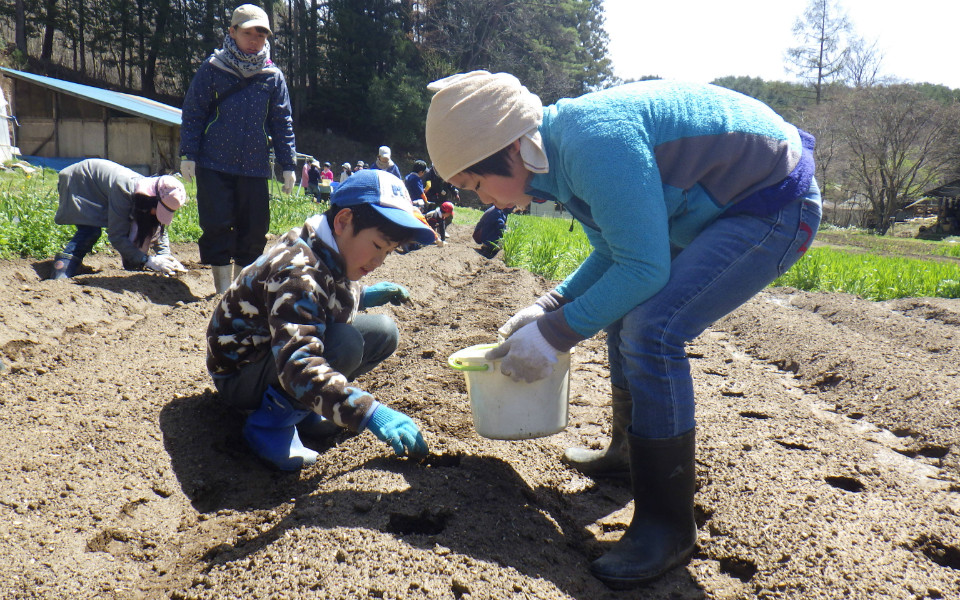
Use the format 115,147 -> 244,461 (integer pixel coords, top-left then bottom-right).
425,71 -> 549,180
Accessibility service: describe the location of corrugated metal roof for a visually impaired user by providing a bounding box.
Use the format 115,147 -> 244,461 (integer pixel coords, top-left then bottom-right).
0,67 -> 181,127
924,179 -> 960,199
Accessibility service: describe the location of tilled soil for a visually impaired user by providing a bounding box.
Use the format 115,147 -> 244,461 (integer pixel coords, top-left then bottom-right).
0,224 -> 958,599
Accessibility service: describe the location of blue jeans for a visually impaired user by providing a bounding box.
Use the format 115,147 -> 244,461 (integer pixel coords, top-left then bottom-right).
214,314 -> 400,411
62,225 -> 103,260
606,182 -> 822,438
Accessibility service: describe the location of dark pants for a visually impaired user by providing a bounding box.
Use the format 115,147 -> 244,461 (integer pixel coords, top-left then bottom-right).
61,225 -> 103,261
214,314 -> 400,411
196,166 -> 270,267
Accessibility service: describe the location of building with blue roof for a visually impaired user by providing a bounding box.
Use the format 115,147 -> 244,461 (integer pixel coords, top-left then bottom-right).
0,67 -> 182,175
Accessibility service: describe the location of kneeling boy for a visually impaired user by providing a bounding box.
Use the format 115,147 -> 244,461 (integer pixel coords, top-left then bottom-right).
206,169 -> 437,470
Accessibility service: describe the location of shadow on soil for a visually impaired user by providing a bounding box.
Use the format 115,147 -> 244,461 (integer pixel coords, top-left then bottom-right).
159,394 -> 707,599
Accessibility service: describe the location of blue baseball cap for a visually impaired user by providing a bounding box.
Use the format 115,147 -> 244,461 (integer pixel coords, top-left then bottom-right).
331,169 -> 436,245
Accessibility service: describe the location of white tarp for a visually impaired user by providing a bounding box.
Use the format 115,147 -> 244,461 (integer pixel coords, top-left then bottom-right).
0,85 -> 15,163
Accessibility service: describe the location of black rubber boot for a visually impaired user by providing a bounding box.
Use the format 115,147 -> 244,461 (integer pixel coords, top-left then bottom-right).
50,252 -> 81,280
563,385 -> 631,477
590,428 -> 697,589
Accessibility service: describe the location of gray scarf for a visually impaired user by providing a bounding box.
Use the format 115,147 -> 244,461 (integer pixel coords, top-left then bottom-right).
214,34 -> 271,78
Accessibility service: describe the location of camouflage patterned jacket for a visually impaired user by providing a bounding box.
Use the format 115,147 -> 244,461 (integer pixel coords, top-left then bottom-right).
206,215 -> 378,432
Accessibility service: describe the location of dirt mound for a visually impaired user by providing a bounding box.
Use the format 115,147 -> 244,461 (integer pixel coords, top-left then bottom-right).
1,225 -> 958,599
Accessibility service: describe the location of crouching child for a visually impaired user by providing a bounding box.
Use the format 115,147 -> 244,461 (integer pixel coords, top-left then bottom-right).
205,169 -> 437,470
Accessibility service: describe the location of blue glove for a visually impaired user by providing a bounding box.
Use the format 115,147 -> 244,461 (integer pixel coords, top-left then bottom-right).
362,282 -> 410,309
366,405 -> 429,458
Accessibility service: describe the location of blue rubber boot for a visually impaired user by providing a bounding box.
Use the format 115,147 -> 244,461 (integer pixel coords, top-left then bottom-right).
50,253 -> 82,280
242,386 -> 319,471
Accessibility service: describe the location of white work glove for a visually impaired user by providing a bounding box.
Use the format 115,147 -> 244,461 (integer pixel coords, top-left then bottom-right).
485,321 -> 560,383
180,160 -> 196,184
282,170 -> 296,194
144,254 -> 178,275
162,255 -> 187,273
498,303 -> 546,340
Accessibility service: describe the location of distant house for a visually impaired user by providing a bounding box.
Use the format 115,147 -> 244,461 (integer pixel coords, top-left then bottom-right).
913,179 -> 960,236
0,67 -> 181,175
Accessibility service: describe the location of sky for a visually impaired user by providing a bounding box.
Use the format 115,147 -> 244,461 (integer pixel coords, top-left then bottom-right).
602,0 -> 960,90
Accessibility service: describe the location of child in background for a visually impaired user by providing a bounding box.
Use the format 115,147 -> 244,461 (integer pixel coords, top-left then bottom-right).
404,159 -> 429,211
320,162 -> 335,181
306,160 -> 322,201
472,205 -> 509,258
424,201 -> 454,243
206,169 -> 437,470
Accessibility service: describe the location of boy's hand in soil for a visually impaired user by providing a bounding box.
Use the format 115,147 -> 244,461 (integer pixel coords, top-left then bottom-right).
361,282 -> 410,309
367,405 -> 428,458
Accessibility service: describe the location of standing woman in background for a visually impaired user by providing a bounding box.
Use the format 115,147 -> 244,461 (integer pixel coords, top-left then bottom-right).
179,4 -> 298,294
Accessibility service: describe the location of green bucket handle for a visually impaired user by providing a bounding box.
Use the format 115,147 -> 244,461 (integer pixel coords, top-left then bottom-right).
447,343 -> 498,372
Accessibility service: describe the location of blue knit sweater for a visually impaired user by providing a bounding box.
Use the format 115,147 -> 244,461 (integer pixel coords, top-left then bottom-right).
528,80 -> 814,348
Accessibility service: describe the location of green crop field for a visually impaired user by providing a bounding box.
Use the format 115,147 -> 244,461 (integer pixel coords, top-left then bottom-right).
3,167 -> 959,300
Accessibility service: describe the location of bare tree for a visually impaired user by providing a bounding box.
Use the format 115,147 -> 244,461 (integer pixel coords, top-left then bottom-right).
836,85 -> 960,235
844,36 -> 888,88
786,0 -> 851,104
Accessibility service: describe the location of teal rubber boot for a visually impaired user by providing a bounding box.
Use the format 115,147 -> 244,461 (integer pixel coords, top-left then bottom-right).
590,428 -> 697,589
243,386 -> 319,471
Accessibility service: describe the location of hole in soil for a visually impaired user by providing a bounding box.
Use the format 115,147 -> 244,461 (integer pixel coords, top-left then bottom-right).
719,556 -> 757,582
913,535 -> 960,571
599,521 -> 627,533
824,475 -> 865,493
86,528 -> 130,553
739,411 -> 771,420
775,440 -> 811,451
894,448 -> 918,459
847,412 -> 865,420
918,445 -> 950,459
772,358 -> 800,373
892,427 -> 917,438
694,505 -> 713,528
387,508 -> 451,535
420,452 -> 462,468
813,372 -> 842,389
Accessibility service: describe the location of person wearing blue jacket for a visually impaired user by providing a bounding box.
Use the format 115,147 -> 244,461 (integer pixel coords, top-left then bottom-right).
472,205 -> 509,258
425,71 -> 821,589
179,4 -> 297,294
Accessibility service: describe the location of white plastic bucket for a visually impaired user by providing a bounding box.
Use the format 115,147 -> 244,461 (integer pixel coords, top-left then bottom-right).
447,343 -> 570,440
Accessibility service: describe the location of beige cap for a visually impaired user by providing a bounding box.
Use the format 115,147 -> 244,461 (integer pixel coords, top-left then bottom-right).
425,71 -> 547,180
231,4 -> 272,34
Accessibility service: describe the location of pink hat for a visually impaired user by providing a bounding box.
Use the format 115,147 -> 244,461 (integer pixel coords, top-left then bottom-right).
135,175 -> 188,225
